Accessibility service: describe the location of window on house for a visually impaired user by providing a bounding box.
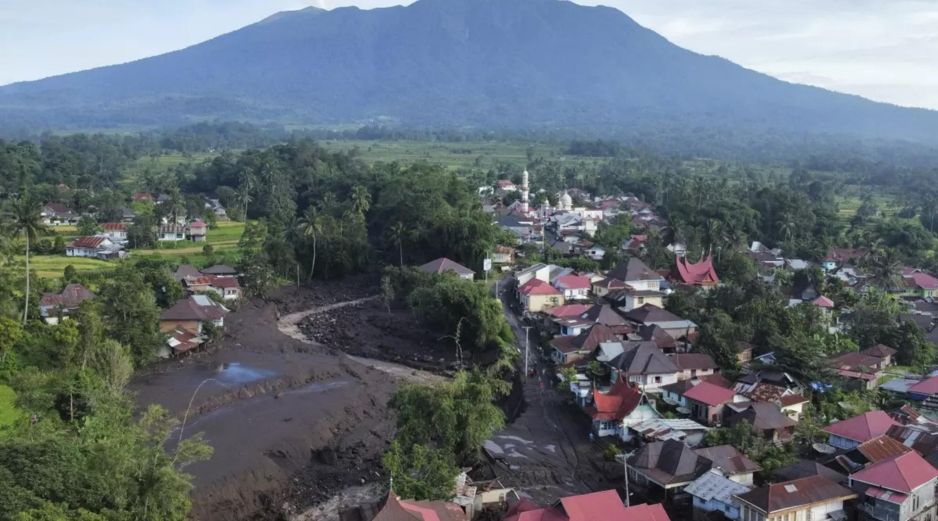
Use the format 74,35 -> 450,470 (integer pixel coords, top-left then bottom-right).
654,376 -> 662,383
637,297 -> 645,304
913,494 -> 921,512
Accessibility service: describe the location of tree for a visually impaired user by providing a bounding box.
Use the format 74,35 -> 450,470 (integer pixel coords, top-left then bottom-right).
351,185 -> 371,216
5,195 -> 45,324
382,442 -> 458,501
295,207 -> 322,282
388,221 -> 407,267
76,216 -> 99,236
98,272 -> 162,366
0,318 -> 22,366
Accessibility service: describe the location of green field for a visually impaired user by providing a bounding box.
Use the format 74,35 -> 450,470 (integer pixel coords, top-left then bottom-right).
0,385 -> 22,432
22,221 -> 246,279
122,152 -> 218,189
318,139 -> 577,170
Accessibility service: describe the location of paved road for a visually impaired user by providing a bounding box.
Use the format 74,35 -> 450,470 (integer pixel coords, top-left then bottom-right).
485,277 -> 617,504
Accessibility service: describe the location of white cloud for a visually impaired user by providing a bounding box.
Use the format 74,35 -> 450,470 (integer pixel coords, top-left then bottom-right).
0,0 -> 936,109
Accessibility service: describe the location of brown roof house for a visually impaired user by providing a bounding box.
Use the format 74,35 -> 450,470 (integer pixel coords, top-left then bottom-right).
605,341 -> 680,393
627,439 -> 713,501
550,324 -> 618,366
160,295 -> 228,335
623,304 -> 697,340
418,257 -> 475,280
693,445 -> 762,486
724,401 -> 797,442
39,283 -> 95,324
733,475 -> 856,521
670,353 -> 719,381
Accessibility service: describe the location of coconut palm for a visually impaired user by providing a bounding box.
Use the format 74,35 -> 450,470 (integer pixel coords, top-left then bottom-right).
388,221 -> 406,267
351,185 -> 371,216
237,175 -> 255,221
296,206 -> 323,282
5,196 -> 45,324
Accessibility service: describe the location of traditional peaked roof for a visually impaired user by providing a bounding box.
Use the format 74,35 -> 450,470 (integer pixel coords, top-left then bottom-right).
418,257 -> 475,278
589,377 -> 644,421
734,475 -> 856,514
628,439 -> 712,486
554,274 -> 591,290
694,444 -> 761,475
69,236 -> 108,249
40,283 -> 95,309
608,257 -> 661,283
683,381 -> 737,407
674,254 -> 720,286
850,452 -> 938,493
520,278 -> 562,296
824,411 -> 899,443
812,295 -> 835,309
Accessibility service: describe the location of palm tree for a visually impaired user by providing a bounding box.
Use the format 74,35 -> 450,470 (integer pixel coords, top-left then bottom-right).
351,185 -> 371,216
6,196 -> 45,324
388,221 -> 406,267
237,175 -> 255,221
777,213 -> 796,243
296,206 -> 323,282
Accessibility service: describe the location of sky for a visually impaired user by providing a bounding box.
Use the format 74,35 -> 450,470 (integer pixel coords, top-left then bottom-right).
2,0 -> 937,110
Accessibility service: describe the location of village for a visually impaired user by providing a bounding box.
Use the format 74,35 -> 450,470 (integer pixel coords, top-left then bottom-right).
340,170 -> 938,521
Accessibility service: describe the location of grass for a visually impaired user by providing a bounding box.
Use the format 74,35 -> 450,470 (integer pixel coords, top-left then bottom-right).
23,221 -> 247,279
0,385 -> 23,432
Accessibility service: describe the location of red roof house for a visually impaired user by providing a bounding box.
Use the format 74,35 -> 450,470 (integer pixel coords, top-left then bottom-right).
824,411 -> 899,449
812,295 -> 835,309
503,500 -> 567,521
684,381 -> 737,407
520,278 -> 561,296
588,376 -> 644,422
673,254 -> 720,287
559,490 -> 670,521
547,304 -> 593,318
908,376 -> 938,397
850,452 -> 938,494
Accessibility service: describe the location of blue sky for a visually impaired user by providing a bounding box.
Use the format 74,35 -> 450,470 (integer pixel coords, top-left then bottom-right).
2,0 -> 937,110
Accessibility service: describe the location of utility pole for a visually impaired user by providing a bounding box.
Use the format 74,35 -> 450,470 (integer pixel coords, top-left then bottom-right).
623,456 -> 630,507
522,325 -> 533,377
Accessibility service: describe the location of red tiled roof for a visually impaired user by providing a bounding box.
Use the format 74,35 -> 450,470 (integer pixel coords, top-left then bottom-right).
851,452 -> 938,493
504,502 -> 567,521
210,276 -> 241,289
69,236 -> 107,249
812,295 -> 835,309
589,377 -> 643,421
824,411 -> 899,443
856,435 -> 912,464
909,376 -> 938,395
132,192 -> 154,201
520,278 -> 561,296
684,381 -> 736,407
735,475 -> 856,514
101,222 -> 125,231
560,490 -> 668,521
905,271 -> 938,290
554,275 -> 591,290
779,394 -> 809,407
674,254 -> 720,286
418,257 -> 475,277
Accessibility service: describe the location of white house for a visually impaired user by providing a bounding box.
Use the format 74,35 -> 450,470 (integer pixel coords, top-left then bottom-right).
66,236 -> 125,260
553,274 -> 591,301
101,223 -> 127,242
686,470 -> 751,521
588,376 -> 662,441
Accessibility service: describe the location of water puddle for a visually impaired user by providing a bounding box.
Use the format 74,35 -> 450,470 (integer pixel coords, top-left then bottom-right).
215,362 -> 277,384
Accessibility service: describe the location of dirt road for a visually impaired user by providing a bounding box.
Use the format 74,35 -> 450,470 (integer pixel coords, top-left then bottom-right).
484,279 -> 619,504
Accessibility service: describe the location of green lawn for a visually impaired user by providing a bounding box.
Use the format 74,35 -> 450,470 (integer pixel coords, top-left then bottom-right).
0,385 -> 23,432
318,139 -> 576,170
23,221 -> 246,279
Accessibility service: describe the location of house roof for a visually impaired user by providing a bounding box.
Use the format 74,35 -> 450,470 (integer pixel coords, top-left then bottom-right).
559,490 -> 670,521
589,376 -> 644,421
685,470 -> 752,504
823,411 -> 899,443
694,444 -> 761,475
904,270 -> 938,291
825,248 -> 868,263
778,394 -> 809,407
418,257 -> 475,277
374,491 -> 467,521
638,324 -> 677,350
101,222 -> 125,232
773,460 -> 846,484
547,304 -> 593,318
623,304 -> 687,325
43,202 -> 74,215
593,277 -> 628,290
581,305 -> 630,329
503,501 -> 567,521
554,275 -> 591,290
725,402 -> 796,432
201,264 -> 238,275
674,254 -> 720,286
520,278 -> 562,296
661,375 -> 733,396
734,475 -> 855,514
850,452 -> 938,494
908,376 -> 938,395
855,435 -> 912,464
160,296 -> 227,322
40,283 -> 95,309
628,439 -> 712,486
210,276 -> 241,289
174,264 -> 202,282
670,353 -> 717,371
812,296 -> 835,309
608,342 -> 679,376
551,324 -> 618,355
69,236 -> 108,249
608,257 -> 661,283
168,328 -> 205,354
862,344 -> 897,359
683,382 -> 737,407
